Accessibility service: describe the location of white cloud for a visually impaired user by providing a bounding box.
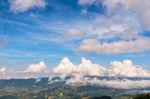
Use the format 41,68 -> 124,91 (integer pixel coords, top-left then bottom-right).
78,38 -> 150,54
62,58 -> 150,89
108,59 -> 150,77
92,14 -> 141,40
76,58 -> 106,75
0,58 -> 150,80
53,57 -> 106,76
10,0 -> 46,13
78,0 -> 97,5
53,57 -> 76,75
0,67 -> 6,74
35,78 -> 42,83
0,61 -> 50,79
73,9 -> 146,55
76,0 -> 150,54
26,61 -> 48,73
65,28 -> 84,37
53,57 -> 150,77
65,76 -> 150,89
0,67 -> 14,79
78,0 -> 150,30
103,0 -> 150,30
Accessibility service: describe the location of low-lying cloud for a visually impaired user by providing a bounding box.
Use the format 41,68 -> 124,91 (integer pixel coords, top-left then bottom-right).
65,75 -> 150,89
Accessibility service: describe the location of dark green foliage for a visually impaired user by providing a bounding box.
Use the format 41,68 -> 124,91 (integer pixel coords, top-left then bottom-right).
132,93 -> 150,99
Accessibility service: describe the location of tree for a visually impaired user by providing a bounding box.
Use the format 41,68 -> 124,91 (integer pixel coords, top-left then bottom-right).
132,93 -> 150,99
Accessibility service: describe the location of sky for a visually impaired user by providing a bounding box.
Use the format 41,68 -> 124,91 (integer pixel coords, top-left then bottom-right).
0,0 -> 150,78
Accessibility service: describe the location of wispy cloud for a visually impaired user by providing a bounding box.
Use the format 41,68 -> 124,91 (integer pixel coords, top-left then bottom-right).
0,32 -> 8,48
70,0 -> 150,54
78,0 -> 150,31
9,0 -> 47,13
64,28 -> 85,37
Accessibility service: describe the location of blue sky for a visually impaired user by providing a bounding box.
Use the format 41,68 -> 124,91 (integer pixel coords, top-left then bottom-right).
0,0 -> 150,71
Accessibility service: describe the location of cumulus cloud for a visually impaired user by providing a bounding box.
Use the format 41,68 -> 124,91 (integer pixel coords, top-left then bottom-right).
0,58 -> 150,80
65,76 -> 150,89
0,61 -> 50,79
53,57 -> 106,76
9,0 -> 46,13
78,38 -> 150,54
60,57 -> 150,89
53,57 -> 150,77
53,57 -> 76,75
76,58 -> 106,75
109,59 -> 150,77
26,61 -> 48,73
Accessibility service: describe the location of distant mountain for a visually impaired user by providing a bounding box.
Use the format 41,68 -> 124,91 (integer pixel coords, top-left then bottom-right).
0,76 -> 150,88
0,76 -> 149,99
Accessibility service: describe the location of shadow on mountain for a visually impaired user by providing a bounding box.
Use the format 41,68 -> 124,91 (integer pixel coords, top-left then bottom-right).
91,96 -> 112,99
0,95 -> 18,99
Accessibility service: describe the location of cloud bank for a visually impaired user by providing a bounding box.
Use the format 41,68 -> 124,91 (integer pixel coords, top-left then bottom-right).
65,75 -> 150,89
52,57 -> 150,89
0,58 -> 150,89
0,58 -> 150,79
53,57 -> 150,77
